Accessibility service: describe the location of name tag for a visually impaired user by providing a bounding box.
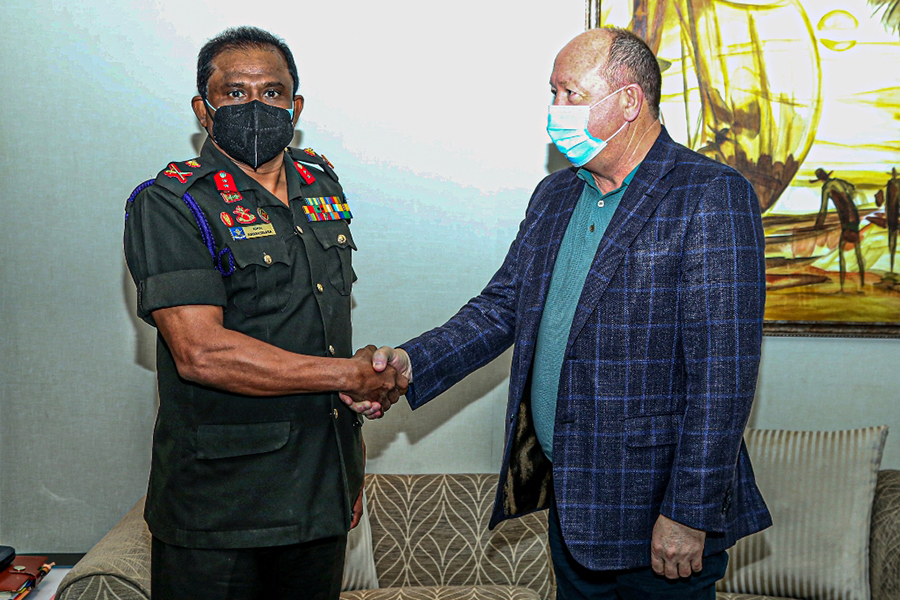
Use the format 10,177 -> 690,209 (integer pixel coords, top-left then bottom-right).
229,223 -> 276,240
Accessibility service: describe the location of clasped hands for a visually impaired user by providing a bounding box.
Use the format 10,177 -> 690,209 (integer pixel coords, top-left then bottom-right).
339,345 -> 412,418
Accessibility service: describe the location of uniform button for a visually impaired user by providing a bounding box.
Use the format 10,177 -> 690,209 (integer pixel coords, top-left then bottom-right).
328,345 -> 336,355
263,253 -> 273,265
337,234 -> 347,245
333,408 -> 339,419
295,225 -> 304,235
597,199 -> 605,208
316,283 -> 324,293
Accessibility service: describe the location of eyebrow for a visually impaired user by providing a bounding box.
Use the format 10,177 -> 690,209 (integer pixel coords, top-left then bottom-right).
221,81 -> 288,89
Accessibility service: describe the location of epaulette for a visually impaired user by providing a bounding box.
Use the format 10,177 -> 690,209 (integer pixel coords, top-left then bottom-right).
290,147 -> 339,182
152,157 -> 216,195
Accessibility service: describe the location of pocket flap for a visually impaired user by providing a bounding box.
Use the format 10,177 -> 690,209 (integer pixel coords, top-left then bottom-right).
196,421 -> 291,459
228,238 -> 290,269
310,221 -> 357,251
624,413 -> 681,447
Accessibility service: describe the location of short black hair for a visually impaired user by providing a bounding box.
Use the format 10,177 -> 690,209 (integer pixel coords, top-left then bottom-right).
196,26 -> 299,100
603,27 -> 661,119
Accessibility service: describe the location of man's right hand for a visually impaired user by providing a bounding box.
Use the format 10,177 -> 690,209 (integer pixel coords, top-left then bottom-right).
340,345 -> 408,417
372,346 -> 413,382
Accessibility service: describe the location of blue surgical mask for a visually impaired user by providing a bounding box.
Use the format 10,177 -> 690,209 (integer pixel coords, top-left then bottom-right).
547,85 -> 628,167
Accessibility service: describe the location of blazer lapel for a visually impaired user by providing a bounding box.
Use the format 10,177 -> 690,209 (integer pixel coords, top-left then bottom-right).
565,128 -> 678,352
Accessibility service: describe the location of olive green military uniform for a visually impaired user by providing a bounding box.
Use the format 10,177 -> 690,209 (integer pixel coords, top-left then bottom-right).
124,139 -> 364,549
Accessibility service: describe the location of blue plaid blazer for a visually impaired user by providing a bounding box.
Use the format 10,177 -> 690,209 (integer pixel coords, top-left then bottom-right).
401,128 -> 772,571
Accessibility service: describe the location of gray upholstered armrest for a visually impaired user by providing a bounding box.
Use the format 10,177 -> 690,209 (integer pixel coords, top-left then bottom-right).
871,469 -> 900,600
56,497 -> 151,600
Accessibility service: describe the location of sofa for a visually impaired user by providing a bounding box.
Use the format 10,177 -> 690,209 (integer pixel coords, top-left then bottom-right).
56,467 -> 900,600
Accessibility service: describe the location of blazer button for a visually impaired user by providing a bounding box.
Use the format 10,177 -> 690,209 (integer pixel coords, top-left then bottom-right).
295,225 -> 304,235
328,345 -> 336,355
333,408 -> 339,419
337,234 -> 347,245
263,253 -> 273,265
316,283 -> 324,293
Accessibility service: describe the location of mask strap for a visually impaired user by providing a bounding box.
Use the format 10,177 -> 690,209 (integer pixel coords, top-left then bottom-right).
204,98 -> 293,119
589,84 -> 629,110
606,120 -> 628,144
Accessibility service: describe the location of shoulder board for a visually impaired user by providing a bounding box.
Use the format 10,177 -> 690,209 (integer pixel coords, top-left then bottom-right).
153,157 -> 216,195
289,147 -> 339,182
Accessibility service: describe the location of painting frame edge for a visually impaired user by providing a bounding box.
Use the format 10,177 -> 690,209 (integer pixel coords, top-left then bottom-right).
763,321 -> 900,338
586,0 -> 900,339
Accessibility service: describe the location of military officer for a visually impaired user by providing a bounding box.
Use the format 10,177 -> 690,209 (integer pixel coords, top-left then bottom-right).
124,26 -> 405,600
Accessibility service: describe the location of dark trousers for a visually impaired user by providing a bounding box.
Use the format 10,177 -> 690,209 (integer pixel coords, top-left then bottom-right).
151,534 -> 347,600
548,503 -> 728,600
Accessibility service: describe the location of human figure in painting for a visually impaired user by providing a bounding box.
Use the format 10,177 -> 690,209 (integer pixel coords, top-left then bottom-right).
875,167 -> 900,273
812,168 -> 865,291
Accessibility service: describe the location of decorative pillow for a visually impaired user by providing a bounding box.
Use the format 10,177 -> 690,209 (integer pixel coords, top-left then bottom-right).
718,426 -> 889,600
343,490 -> 379,591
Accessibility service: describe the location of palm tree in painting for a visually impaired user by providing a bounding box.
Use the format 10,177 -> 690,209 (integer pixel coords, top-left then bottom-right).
869,0 -> 900,34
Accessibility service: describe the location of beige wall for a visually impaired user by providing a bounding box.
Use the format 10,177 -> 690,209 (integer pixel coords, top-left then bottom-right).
0,0 -> 896,553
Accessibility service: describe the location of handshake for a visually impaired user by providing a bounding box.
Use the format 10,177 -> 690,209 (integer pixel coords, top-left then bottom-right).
339,345 -> 412,419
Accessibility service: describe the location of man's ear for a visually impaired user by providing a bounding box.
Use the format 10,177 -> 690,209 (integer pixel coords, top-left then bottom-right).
292,95 -> 305,126
622,85 -> 643,122
192,96 -> 211,129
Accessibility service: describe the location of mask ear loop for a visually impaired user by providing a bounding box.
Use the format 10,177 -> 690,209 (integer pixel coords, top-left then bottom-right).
206,97 -> 294,119
588,84 -> 629,110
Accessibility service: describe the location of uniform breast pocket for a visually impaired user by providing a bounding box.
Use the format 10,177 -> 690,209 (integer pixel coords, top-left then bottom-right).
310,221 -> 357,295
227,238 -> 293,317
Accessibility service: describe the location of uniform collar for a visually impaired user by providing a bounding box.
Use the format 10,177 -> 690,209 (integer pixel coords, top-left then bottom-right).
200,138 -> 304,206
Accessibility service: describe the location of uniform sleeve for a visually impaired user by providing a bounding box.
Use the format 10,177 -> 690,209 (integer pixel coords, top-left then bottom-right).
661,169 -> 766,532
124,184 -> 227,326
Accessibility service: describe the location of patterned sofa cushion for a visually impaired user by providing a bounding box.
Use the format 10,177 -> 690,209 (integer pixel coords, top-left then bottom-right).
340,584 -> 541,600
56,497 -> 150,600
364,474 -> 553,599
718,427 -> 889,600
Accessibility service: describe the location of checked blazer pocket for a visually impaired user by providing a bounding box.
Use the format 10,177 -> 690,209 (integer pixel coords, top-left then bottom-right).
624,414 -> 681,447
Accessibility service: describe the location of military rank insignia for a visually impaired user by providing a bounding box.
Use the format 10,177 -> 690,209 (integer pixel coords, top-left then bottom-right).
215,171 -> 238,192
220,191 -> 243,203
303,148 -> 335,171
164,163 -> 193,183
302,196 -> 352,222
293,162 -> 316,185
257,208 -> 270,223
185,159 -> 201,168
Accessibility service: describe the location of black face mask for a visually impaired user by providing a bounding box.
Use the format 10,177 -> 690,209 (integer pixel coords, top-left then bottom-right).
206,100 -> 295,169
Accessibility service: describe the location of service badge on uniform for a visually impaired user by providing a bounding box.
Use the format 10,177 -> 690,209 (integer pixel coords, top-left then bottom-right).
185,159 -> 201,168
302,196 -> 352,222
233,205 -> 257,224
257,208 -> 270,223
220,212 -> 235,227
220,191 -> 243,203
164,163 -> 193,183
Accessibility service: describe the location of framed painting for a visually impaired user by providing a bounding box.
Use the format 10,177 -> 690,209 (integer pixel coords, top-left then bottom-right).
588,0 -> 900,336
